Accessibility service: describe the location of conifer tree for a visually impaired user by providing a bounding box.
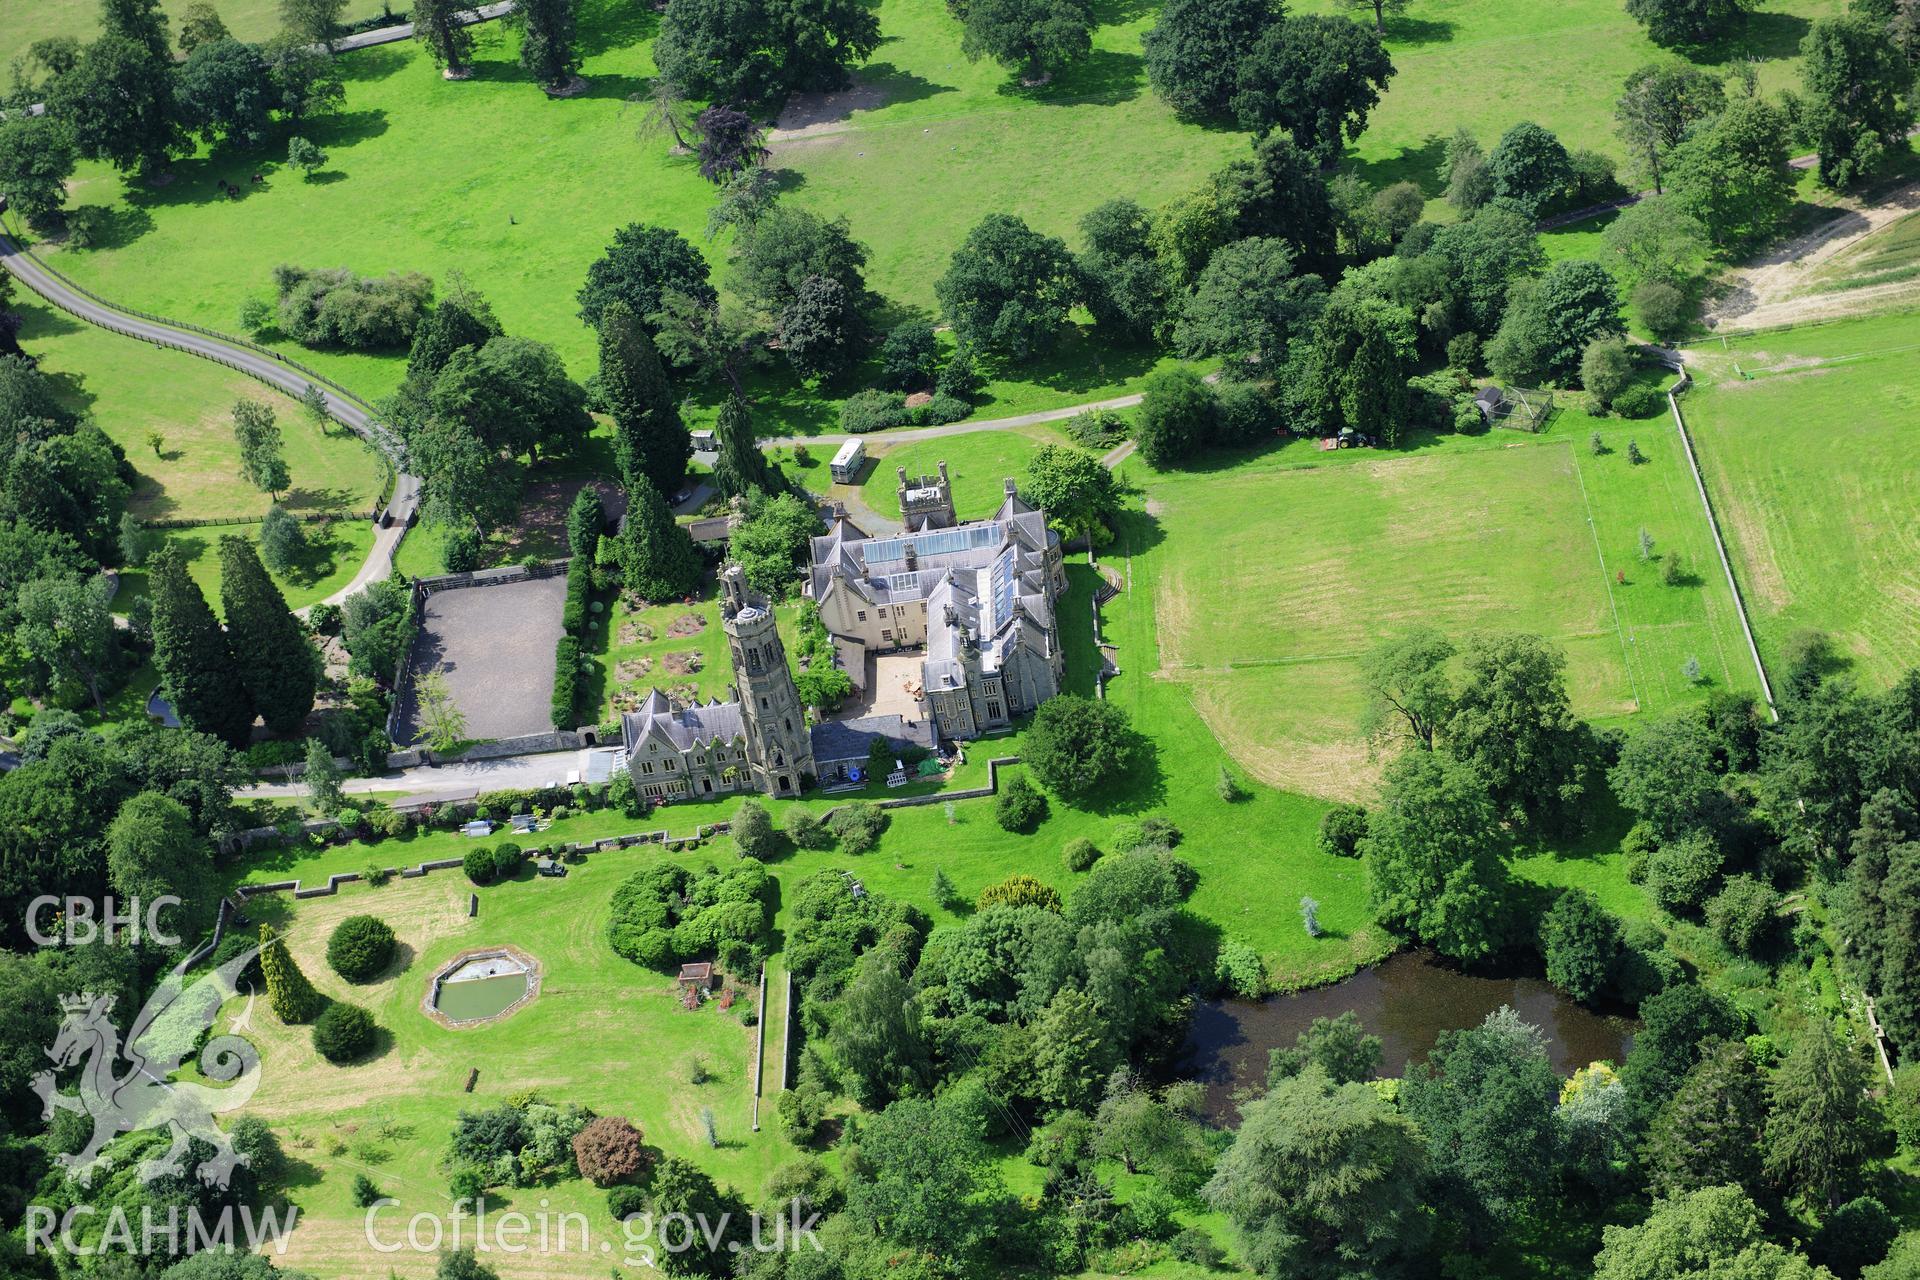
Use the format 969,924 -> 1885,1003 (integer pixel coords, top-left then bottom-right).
510,0 -> 579,89
412,0 -> 475,75
618,476 -> 703,601
597,300 -> 690,497
711,395 -> 777,500
219,536 -> 317,736
149,545 -> 254,746
260,923 -> 325,1023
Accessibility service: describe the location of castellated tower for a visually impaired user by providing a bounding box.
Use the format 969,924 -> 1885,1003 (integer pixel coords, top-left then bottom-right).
720,564 -> 815,795
896,461 -> 958,529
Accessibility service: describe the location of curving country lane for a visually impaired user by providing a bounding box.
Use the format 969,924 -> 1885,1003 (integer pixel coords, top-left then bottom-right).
0,225 -> 418,609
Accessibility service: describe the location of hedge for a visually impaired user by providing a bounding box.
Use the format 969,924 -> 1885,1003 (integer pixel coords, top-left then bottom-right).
552,635 -> 582,728
562,554 -> 592,635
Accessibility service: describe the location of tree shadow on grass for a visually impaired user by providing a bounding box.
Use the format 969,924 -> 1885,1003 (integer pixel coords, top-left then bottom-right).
60,203 -> 155,251
993,327 -> 1163,399
1697,10 -> 1812,64
575,0 -> 661,56
998,49 -> 1144,107
1380,13 -> 1457,45
309,108 -> 392,149
854,64 -> 955,113
576,72 -> 652,103
1343,132 -> 1448,197
338,45 -> 409,85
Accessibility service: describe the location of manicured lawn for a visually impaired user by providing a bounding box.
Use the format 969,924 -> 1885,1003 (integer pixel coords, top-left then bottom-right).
1683,312 -> 1920,687
597,592 -> 735,721
1,0 -> 392,64
17,298 -> 386,522
224,862 -> 792,1280
846,425 -> 1065,524
1139,402 -> 1758,801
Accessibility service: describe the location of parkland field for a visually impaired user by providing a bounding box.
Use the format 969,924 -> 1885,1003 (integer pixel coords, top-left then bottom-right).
1139,400 -> 1761,799
1685,310 -> 1920,686
30,0 -> 1847,423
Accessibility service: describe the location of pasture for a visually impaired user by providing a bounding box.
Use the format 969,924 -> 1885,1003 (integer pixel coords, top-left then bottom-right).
1139,407 -> 1760,801
38,0 -> 1214,423
36,0 -> 1843,430
1684,311 -> 1920,687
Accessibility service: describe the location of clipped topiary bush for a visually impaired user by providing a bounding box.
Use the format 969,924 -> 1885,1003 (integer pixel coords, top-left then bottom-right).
325,915 -> 396,983
312,1001 -> 378,1064
996,773 -> 1047,833
464,845 -> 498,886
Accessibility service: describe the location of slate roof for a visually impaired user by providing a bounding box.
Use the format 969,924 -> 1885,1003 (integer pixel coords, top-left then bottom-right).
620,690 -> 747,755
809,713 -> 937,764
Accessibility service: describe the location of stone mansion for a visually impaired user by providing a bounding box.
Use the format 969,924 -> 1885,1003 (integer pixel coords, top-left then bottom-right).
807,463 -> 1066,740
619,468 -> 1065,802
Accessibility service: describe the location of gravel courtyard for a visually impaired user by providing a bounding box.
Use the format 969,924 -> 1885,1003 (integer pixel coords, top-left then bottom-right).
396,575 -> 569,744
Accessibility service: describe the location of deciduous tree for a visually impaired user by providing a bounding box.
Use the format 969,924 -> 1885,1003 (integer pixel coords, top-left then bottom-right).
108,792 -> 220,946
49,34 -> 183,176
935,213 -> 1081,359
1363,749 -> 1510,961
1665,96 -> 1795,250
1799,13 -> 1917,189
961,0 -> 1094,82
1231,15 -> 1395,167
1615,62 -> 1726,192
1206,1066 -> 1430,1279
578,223 -> 716,332
232,399 -> 291,499
0,117 -> 79,229
1624,0 -> 1753,47
1142,0 -> 1279,119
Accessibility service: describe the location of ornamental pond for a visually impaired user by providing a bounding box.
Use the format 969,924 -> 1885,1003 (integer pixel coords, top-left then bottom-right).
1183,950 -> 1636,1125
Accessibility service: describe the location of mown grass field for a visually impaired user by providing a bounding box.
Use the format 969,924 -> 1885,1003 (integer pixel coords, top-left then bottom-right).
1684,311 -> 1920,687
1136,399 -> 1760,801
0,0 -> 391,63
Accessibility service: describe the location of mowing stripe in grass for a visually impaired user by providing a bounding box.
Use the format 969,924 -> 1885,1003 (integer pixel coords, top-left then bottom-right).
1570,442 -> 1647,716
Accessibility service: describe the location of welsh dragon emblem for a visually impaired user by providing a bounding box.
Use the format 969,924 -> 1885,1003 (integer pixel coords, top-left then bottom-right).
32,945 -> 264,1188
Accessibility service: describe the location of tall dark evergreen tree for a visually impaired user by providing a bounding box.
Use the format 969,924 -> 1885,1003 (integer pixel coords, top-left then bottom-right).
149,545 -> 254,746
617,477 -> 703,602
597,299 -> 691,497
218,536 -> 316,737
511,0 -> 580,89
1645,1038 -> 1770,1200
710,395 -> 777,500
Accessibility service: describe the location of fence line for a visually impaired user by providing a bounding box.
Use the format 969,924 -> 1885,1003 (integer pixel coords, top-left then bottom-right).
1,215 -> 405,469
1657,351 -> 1778,719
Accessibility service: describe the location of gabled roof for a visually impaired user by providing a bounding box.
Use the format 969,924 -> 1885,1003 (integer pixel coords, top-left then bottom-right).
621,692 -> 747,755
